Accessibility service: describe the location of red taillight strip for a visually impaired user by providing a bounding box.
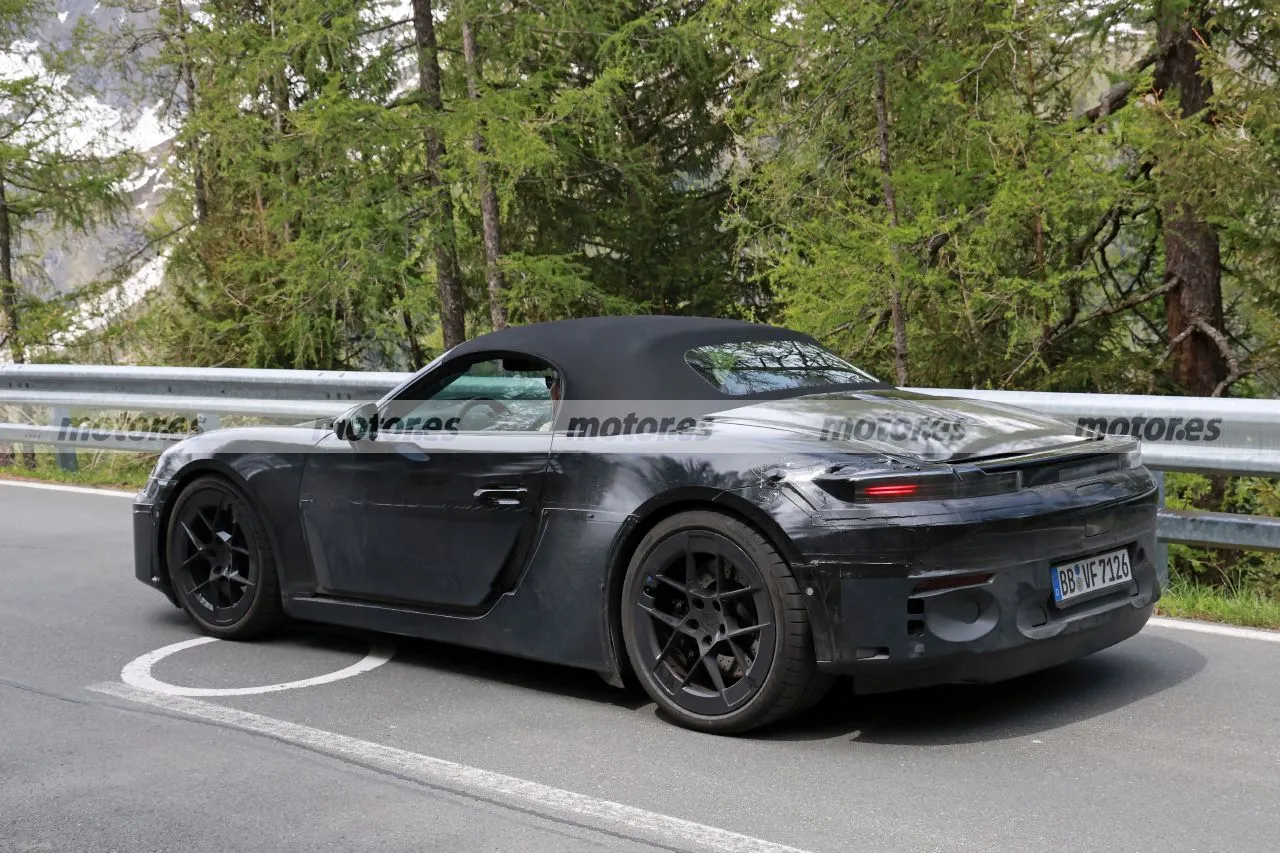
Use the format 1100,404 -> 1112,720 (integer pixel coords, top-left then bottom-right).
862,483 -> 919,498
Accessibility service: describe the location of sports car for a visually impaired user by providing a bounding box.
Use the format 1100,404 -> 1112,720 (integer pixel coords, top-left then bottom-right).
132,316 -> 1163,733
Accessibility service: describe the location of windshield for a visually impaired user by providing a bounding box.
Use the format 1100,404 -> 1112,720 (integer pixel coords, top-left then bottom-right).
684,339 -> 882,396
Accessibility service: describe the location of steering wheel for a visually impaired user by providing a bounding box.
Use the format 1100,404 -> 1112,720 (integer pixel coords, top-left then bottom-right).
456,398 -> 509,423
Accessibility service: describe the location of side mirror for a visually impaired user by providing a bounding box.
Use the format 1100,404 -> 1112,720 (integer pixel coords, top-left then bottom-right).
334,401 -> 379,441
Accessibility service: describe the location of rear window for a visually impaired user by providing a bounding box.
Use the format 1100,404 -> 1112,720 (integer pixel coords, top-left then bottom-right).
684,339 -> 881,396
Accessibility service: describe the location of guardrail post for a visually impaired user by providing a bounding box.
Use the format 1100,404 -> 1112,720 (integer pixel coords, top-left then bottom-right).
196,413 -> 221,433
1154,470 -> 1168,579
49,407 -> 78,472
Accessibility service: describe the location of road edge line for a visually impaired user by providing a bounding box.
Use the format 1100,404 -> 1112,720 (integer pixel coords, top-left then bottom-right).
1148,615 -> 1280,644
87,682 -> 809,853
0,479 -> 137,498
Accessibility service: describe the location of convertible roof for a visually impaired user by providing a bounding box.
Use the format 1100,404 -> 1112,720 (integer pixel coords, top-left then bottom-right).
445,315 -> 821,400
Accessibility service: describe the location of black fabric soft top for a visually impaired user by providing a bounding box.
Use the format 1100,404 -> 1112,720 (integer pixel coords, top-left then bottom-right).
444,315 -> 858,401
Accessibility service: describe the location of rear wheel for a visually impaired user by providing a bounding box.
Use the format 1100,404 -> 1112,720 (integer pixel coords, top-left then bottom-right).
620,511 -> 832,734
165,476 -> 283,640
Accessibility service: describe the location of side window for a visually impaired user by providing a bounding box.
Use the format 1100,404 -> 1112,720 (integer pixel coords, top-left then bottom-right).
384,357 -> 559,433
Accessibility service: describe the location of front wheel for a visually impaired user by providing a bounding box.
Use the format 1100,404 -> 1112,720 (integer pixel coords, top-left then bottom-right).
620,511 -> 832,734
165,476 -> 284,640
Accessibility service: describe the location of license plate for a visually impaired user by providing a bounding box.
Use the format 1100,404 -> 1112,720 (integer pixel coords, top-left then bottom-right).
1051,547 -> 1132,604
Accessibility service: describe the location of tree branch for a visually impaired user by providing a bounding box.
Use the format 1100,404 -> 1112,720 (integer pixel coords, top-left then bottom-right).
1078,279 -> 1177,327
856,308 -> 891,357
1078,50 -> 1160,123
1193,319 -> 1244,397
358,16 -> 411,37
1009,280 -> 1178,387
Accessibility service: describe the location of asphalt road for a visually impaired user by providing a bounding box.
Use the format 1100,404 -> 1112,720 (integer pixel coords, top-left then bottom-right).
1,480 -> 1278,853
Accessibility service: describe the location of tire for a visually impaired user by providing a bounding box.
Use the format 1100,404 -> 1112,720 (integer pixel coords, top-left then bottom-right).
165,475 -> 284,640
620,510 -> 832,734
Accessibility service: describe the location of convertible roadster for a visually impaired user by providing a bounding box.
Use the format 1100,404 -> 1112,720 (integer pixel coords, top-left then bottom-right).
132,316 -> 1163,733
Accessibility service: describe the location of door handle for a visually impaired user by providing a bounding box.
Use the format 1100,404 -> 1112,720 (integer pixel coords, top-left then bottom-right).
396,444 -> 430,463
474,487 -> 528,507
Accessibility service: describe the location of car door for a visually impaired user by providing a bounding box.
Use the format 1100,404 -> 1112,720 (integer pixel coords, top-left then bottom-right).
297,354 -> 557,612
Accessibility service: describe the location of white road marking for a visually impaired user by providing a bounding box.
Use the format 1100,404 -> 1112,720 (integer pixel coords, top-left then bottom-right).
89,682 -> 807,853
1148,615 -> 1280,644
0,479 -> 137,498
121,636 -> 396,696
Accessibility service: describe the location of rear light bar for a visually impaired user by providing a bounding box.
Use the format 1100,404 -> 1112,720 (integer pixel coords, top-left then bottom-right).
970,443 -> 1142,487
813,469 -> 1022,503
862,483 -> 919,498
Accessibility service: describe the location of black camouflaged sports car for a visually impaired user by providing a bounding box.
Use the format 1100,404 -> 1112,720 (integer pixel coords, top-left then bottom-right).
133,316 -> 1163,733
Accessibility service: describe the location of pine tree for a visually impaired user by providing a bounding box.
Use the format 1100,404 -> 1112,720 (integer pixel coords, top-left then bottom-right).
493,0 -> 743,321
713,0 -> 1280,395
0,0 -> 135,363
0,0 -> 135,465
111,0 -> 436,369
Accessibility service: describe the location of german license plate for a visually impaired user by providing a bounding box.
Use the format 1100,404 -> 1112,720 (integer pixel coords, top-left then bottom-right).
1051,547 -> 1132,605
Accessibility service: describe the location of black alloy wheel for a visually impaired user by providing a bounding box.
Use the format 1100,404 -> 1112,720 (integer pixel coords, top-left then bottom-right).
166,476 -> 283,639
621,511 -> 831,734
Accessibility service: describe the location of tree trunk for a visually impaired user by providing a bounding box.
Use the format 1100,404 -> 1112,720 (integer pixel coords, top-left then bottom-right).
461,17 -> 507,332
1155,2 -> 1228,396
393,279 -> 426,369
0,172 -> 19,366
413,0 -> 466,350
0,172 -> 36,468
873,61 -> 908,386
267,5 -> 298,246
173,0 -> 208,223
0,171 -> 13,466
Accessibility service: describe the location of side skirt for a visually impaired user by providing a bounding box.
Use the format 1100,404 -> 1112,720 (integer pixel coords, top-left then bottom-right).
284,594 -> 612,674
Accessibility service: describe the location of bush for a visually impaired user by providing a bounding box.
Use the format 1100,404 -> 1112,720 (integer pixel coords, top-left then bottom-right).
1163,472 -> 1280,600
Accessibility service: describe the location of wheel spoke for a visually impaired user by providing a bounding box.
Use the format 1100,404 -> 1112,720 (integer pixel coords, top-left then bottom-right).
188,574 -> 214,595
678,654 -> 701,688
684,543 -> 699,591
229,543 -> 251,557
179,521 -> 206,551
653,574 -> 687,595
702,655 -> 728,700
203,576 -> 220,608
652,630 -> 682,673
226,571 -> 254,589
182,550 -> 209,569
726,637 -> 753,677
637,602 -> 684,632
725,623 -> 768,641
195,508 -> 216,536
718,586 -> 757,601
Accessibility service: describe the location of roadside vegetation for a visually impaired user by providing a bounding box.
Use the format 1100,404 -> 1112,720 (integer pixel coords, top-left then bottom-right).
0,450 -> 154,491
1,0 -> 1278,624
1157,580 -> 1280,630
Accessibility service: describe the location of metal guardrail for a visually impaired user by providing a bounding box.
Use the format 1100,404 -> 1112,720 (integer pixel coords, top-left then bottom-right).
0,423 -> 180,453
3,363 -> 1280,554
904,387 -> 1280,478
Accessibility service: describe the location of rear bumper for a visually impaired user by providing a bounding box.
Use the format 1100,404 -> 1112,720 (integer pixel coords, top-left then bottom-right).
803,487 -> 1161,691
836,592 -> 1155,693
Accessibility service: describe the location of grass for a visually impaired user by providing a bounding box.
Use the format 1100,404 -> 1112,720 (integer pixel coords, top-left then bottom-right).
0,450 -> 155,491
1156,579 -> 1280,631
